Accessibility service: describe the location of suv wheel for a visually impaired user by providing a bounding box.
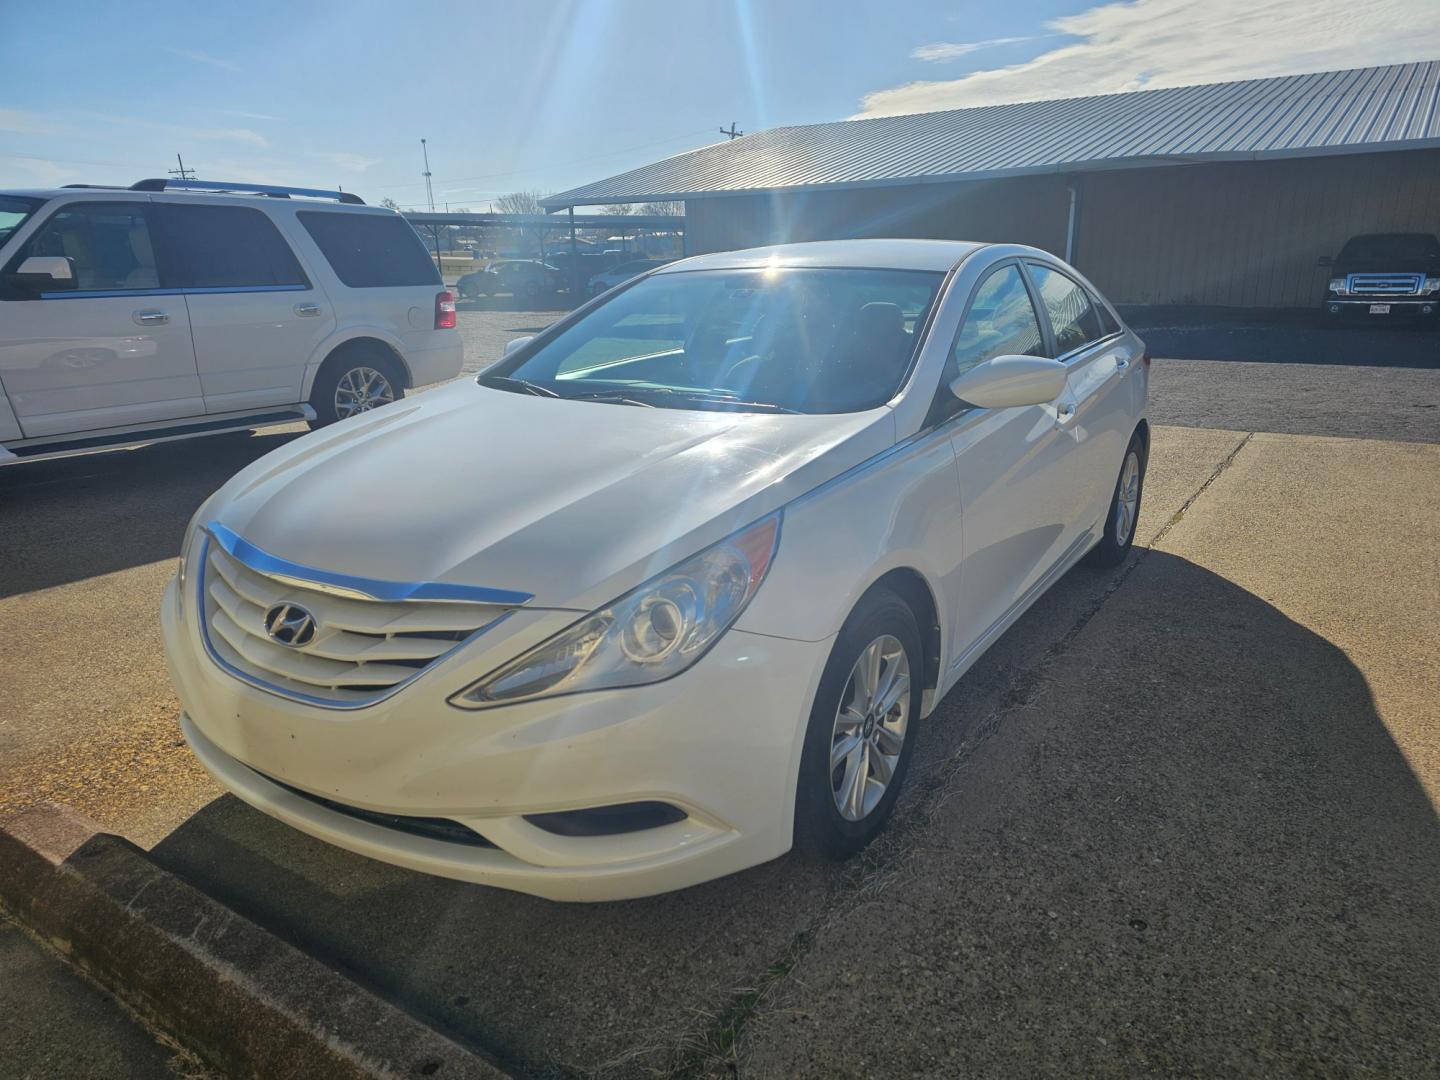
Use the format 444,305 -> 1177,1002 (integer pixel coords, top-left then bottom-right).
794,588 -> 921,859
310,349 -> 405,427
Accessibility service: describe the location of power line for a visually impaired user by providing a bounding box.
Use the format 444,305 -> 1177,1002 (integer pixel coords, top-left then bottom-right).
420,137 -> 435,213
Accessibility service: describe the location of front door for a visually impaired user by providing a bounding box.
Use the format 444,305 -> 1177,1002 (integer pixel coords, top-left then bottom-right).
938,262 -> 1078,667
153,201 -> 334,413
0,200 -> 202,438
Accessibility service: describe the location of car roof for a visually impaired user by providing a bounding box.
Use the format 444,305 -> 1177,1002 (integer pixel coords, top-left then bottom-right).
1,187 -> 393,214
657,239 -> 986,275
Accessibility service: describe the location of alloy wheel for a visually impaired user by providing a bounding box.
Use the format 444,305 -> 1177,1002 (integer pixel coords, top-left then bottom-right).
830,634 -> 911,821
334,367 -> 396,419
1114,450 -> 1141,545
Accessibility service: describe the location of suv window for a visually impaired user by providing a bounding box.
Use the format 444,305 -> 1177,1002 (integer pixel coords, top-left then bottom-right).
0,195 -> 42,249
934,264 -> 1046,422
8,201 -> 159,292
1028,263 -> 1103,356
297,211 -> 440,288
156,204 -> 308,289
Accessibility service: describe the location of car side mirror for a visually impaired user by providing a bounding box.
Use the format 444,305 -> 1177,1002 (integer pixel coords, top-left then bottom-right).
504,336 -> 534,356
949,355 -> 1068,409
1316,254 -> 1334,268
5,255 -> 76,293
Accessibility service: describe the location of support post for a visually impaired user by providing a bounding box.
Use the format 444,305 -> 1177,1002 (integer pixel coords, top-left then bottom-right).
569,206 -> 579,298
1064,179 -> 1081,265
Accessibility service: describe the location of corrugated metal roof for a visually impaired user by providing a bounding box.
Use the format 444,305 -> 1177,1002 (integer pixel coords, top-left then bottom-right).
543,62 -> 1440,208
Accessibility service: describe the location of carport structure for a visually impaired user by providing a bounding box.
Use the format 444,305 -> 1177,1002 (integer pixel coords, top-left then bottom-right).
542,62 -> 1440,309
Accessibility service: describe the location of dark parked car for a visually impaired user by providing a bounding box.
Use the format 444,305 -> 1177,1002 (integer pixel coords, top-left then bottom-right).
456,259 -> 561,303
1322,233 -> 1440,321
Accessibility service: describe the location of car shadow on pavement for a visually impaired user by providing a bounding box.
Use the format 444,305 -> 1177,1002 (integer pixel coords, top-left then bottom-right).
0,430 -> 302,599
146,550 -> 1440,1077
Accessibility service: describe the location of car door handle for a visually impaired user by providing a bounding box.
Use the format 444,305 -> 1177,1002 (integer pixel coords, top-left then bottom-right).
293,303 -> 322,318
1115,356 -> 1130,369
1056,401 -> 1078,422
133,309 -> 169,326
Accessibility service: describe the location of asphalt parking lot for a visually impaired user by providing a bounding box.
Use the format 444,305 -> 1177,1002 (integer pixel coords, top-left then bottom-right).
2,307 -> 1437,1077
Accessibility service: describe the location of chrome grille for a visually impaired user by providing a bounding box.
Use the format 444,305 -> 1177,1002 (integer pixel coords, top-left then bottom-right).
1348,273 -> 1423,295
200,540 -> 515,706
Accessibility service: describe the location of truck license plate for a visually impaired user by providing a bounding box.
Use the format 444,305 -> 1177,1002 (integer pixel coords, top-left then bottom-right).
1369,304 -> 1391,314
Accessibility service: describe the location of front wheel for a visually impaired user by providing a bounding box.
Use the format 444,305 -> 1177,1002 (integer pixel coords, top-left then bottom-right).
794,588 -> 922,859
309,350 -> 405,427
1087,433 -> 1146,566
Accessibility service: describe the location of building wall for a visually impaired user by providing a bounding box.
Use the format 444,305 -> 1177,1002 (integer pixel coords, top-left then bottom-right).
684,148 -> 1440,309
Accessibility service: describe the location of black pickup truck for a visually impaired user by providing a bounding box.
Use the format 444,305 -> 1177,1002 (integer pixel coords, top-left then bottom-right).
1322,233 -> 1440,321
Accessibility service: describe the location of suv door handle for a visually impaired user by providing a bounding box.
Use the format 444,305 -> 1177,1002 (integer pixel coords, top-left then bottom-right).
293,303 -> 322,318
1056,401 -> 1078,423
133,309 -> 169,326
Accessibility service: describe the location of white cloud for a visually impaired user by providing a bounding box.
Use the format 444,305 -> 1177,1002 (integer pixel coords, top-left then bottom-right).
168,48 -> 242,72
221,109 -> 282,122
189,126 -> 268,147
911,37 -> 1034,62
313,151 -> 381,173
3,156 -> 82,186
858,0 -> 1440,117
0,107 -> 61,136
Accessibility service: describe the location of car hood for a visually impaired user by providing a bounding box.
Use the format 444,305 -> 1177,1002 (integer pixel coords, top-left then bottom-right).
208,380 -> 895,610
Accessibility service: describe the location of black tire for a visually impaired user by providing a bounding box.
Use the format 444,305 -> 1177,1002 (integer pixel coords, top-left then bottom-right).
308,347 -> 406,428
794,587 -> 923,859
1087,431 -> 1147,567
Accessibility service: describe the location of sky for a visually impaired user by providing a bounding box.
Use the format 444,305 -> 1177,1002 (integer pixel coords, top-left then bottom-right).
2,0 -> 1436,210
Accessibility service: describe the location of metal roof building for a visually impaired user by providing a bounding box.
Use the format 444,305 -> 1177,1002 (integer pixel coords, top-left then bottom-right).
546,62 -> 1440,309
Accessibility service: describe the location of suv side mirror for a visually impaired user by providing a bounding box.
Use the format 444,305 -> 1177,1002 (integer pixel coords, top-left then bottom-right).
504,336 -> 534,356
5,255 -> 77,293
1316,254 -> 1334,268
950,355 -> 1068,409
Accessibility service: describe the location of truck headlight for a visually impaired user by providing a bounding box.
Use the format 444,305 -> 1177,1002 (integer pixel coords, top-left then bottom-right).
450,513 -> 781,708
1328,277 -> 1348,295
1423,277 -> 1440,295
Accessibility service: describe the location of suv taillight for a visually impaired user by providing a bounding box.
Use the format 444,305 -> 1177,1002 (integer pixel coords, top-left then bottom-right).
435,290 -> 456,330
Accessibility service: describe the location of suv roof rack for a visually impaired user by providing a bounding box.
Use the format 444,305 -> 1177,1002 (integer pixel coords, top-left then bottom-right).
128,178 -> 365,205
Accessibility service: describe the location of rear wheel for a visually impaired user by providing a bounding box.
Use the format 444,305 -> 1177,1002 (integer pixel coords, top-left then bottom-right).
1087,432 -> 1146,566
794,588 -> 922,858
309,348 -> 405,427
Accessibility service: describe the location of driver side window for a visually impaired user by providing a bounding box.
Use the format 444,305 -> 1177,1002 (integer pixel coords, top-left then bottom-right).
932,264 -> 1045,423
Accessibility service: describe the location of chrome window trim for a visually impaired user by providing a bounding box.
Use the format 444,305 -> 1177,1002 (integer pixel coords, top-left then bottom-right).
193,532 -> 523,711
205,521 -> 533,605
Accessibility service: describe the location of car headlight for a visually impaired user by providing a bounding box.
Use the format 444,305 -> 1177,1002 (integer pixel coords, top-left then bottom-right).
1423,277 -> 1440,295
1328,277 -> 1348,295
449,513 -> 780,709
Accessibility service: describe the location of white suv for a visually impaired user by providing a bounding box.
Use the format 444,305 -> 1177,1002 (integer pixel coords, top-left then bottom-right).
0,179 -> 462,464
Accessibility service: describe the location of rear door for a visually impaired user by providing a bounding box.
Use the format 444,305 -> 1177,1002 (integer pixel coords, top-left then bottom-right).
1023,261 -> 1137,537
154,201 -> 334,413
939,261 -> 1078,654
0,199 -> 203,438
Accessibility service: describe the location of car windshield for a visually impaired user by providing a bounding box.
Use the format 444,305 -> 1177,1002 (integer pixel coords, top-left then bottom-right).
1338,233 -> 1440,262
483,266 -> 943,414
0,195 -> 43,248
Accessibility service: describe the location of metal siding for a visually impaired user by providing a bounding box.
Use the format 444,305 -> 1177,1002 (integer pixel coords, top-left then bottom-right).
547,63 -> 1440,208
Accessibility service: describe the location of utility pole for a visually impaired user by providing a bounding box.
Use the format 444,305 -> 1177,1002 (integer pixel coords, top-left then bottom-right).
720,122 -> 743,140
420,138 -> 435,213
169,153 -> 197,180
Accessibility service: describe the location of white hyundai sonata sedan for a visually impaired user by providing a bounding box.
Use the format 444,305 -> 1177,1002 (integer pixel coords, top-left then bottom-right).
162,239 -> 1148,901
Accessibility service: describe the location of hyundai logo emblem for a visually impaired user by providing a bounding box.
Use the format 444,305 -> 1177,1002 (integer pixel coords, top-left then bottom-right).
263,602 -> 318,648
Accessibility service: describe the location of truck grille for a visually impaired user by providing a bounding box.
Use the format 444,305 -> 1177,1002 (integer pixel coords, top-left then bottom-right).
1348,273 -> 1423,295
200,540 -> 515,706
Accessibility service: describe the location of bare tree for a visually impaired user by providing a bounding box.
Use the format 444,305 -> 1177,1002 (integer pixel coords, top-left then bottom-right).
640,201 -> 684,217
604,203 -> 634,216
380,196 -> 402,211
495,191 -> 549,256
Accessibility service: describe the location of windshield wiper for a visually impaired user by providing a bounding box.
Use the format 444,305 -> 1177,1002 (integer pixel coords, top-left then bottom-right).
564,390 -> 657,408
658,390 -> 804,414
480,374 -> 559,398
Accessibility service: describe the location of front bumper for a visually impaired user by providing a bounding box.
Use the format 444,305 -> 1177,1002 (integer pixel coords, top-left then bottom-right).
162,575 -> 832,902
1323,297 -> 1438,317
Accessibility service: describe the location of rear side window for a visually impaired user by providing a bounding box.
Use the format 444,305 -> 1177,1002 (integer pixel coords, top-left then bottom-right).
1095,297 -> 1121,335
298,211 -> 440,288
156,204 -> 308,289
1028,263 -> 1103,356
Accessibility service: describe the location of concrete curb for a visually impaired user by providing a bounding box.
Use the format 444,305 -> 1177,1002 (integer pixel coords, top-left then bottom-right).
0,803 -> 510,1080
